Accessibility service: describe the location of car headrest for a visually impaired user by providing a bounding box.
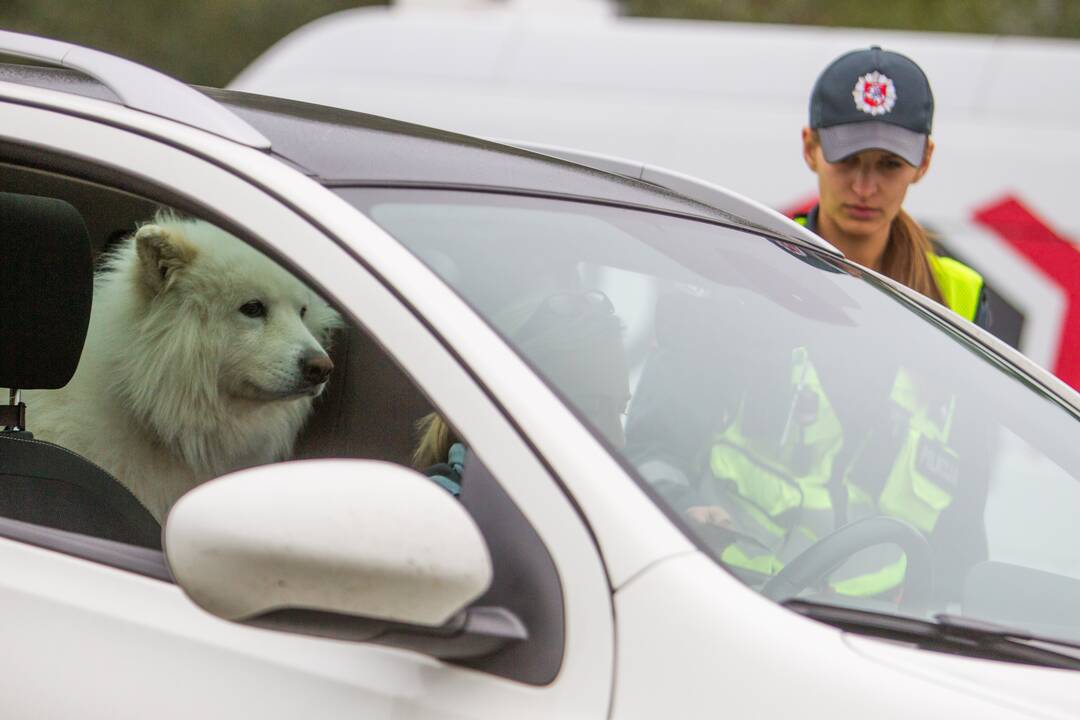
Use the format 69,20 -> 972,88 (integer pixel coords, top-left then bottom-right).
0,192 -> 92,389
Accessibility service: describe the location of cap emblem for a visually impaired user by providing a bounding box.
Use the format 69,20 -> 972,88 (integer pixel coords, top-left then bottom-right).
852,71 -> 896,116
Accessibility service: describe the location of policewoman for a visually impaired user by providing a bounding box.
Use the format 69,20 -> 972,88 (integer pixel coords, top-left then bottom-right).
700,48 -> 986,600
798,46 -> 990,329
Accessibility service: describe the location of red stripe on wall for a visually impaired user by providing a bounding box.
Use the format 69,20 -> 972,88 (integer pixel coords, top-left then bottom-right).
974,196 -> 1080,389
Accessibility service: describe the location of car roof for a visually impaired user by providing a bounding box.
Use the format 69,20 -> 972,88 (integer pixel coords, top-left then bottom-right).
227,91 -> 782,235
0,63 -> 744,225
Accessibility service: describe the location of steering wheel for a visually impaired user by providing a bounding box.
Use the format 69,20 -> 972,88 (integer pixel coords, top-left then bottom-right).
761,516 -> 934,615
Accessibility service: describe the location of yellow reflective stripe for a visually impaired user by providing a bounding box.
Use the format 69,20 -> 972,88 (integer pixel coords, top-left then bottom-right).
710,440 -> 803,518
941,392 -> 956,439
879,431 -> 953,532
889,367 -> 919,413
829,554 -> 907,597
710,441 -> 836,514
846,481 -> 874,507
721,543 -> 785,575
912,467 -> 953,512
799,484 -> 832,510
889,367 -> 951,440
790,347 -> 844,449
928,253 -> 983,322
880,367 -> 956,530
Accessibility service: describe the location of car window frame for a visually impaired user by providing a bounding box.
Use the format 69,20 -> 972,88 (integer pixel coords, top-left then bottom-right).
0,95 -> 615,713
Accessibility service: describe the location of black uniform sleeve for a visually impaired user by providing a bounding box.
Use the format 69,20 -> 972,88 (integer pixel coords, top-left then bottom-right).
972,286 -> 992,331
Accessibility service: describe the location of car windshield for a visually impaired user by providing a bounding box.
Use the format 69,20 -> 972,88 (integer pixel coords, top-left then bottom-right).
338,187 -> 1080,643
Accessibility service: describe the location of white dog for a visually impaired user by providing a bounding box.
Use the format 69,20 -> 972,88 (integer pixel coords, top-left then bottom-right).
25,213 -> 342,522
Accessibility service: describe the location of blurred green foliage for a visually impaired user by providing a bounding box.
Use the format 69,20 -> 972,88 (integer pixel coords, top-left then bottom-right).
625,0 -> 1080,39
0,0 -> 387,86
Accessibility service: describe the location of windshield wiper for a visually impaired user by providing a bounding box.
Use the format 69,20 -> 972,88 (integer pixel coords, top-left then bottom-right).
784,598 -> 1080,671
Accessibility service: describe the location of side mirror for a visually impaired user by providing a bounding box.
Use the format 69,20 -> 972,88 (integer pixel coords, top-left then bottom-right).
165,459 -> 523,657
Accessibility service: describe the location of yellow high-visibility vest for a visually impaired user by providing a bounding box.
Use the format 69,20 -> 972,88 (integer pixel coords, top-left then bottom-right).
708,354 -> 958,597
792,213 -> 983,322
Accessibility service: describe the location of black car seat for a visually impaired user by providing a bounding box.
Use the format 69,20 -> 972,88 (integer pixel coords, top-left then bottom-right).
0,191 -> 161,549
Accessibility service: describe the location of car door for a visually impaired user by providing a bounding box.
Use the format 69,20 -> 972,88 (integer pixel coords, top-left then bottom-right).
0,87 -> 614,718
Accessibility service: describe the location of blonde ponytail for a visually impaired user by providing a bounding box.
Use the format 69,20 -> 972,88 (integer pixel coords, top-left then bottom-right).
880,208 -> 944,304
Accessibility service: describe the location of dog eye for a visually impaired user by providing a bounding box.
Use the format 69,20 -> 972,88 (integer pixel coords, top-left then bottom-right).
239,300 -> 266,318
300,305 -> 307,319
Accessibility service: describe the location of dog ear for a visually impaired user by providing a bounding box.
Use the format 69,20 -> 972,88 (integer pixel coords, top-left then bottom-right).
135,224 -> 198,297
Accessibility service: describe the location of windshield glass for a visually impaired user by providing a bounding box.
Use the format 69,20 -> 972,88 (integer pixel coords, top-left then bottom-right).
339,187 -> 1080,642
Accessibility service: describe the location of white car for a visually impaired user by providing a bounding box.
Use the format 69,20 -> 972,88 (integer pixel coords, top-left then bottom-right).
0,30 -> 1078,719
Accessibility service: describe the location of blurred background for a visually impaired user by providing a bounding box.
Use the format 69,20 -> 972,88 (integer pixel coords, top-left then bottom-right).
1,0 -> 1078,85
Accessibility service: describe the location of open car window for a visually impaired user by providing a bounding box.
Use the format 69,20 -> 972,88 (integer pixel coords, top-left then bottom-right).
0,166 -> 436,549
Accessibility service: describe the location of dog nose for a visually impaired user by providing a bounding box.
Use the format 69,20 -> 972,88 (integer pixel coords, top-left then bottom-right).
301,353 -> 334,385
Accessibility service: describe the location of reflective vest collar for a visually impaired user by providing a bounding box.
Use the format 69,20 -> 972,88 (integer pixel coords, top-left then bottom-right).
928,253 -> 983,323
791,205 -> 983,322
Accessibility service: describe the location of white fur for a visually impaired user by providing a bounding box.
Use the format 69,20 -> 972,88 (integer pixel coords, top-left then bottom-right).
24,214 -> 342,522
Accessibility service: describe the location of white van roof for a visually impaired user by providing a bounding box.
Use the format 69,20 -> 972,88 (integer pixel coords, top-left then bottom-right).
232,5 -> 1080,238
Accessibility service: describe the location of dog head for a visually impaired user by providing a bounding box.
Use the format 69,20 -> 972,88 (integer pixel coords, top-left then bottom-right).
130,216 -> 343,404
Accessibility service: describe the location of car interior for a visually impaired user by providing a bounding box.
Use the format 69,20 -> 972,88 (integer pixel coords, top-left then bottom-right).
0,164 -> 436,542
0,164 -> 567,683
